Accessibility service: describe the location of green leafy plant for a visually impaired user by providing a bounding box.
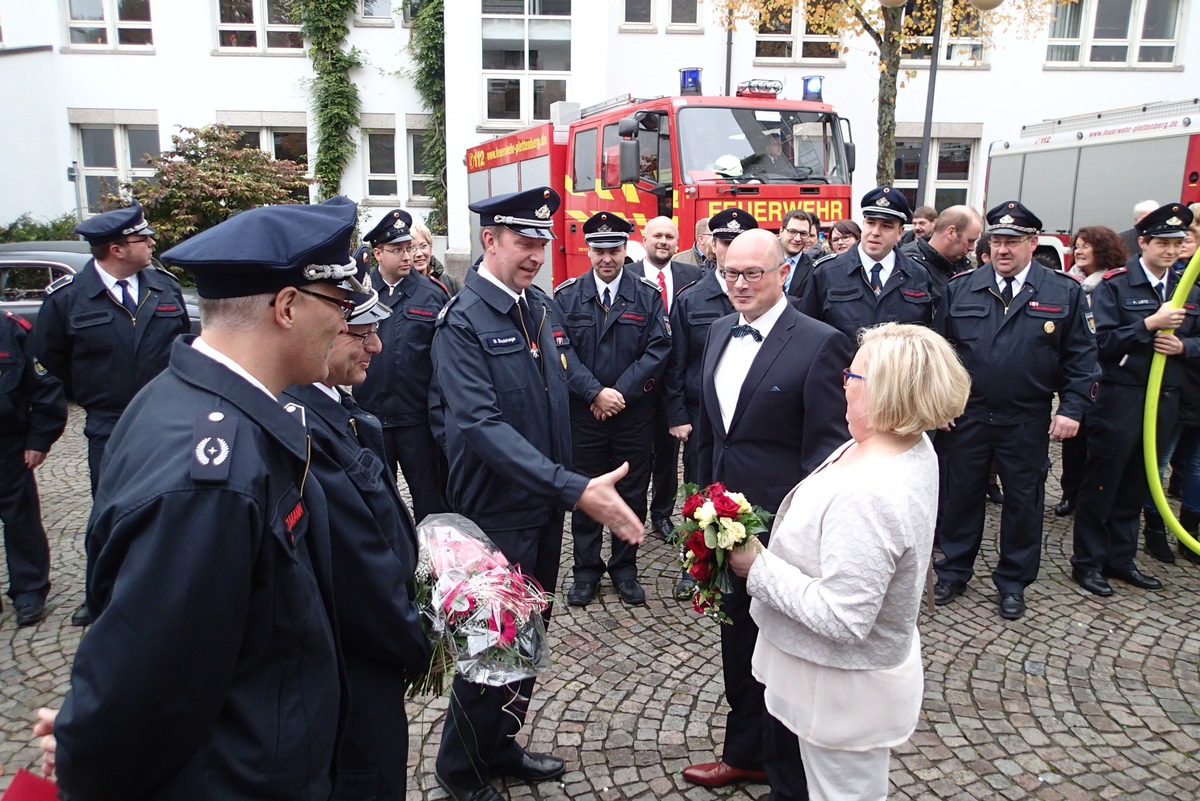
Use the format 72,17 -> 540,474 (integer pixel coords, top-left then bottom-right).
0,212 -> 80,243
408,0 -> 447,234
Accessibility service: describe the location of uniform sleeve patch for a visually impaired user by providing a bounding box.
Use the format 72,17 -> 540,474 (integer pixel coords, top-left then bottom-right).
191,412 -> 238,483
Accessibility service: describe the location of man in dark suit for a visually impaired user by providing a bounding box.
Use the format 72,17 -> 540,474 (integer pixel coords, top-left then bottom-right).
684,228 -> 852,797
1118,200 -> 1159,259
779,209 -> 816,303
625,216 -> 703,541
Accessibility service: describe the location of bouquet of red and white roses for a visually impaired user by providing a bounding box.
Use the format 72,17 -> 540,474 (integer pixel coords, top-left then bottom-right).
673,483 -> 773,623
408,514 -> 552,696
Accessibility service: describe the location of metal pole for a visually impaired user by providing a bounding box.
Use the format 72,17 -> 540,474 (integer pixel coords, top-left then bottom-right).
724,11 -> 734,96
914,0 -> 945,208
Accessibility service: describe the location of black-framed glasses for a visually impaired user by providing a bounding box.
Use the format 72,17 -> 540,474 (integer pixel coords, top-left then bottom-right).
121,236 -> 154,246
297,287 -> 356,320
343,324 -> 380,343
842,368 -> 865,387
719,264 -> 781,284
380,245 -> 412,256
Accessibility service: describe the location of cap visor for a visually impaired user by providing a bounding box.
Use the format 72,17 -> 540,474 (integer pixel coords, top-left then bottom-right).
509,225 -> 556,241
349,296 -> 393,324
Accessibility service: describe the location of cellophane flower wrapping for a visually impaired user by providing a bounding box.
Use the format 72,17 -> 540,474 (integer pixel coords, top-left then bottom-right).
672,483 -> 773,624
408,514 -> 552,696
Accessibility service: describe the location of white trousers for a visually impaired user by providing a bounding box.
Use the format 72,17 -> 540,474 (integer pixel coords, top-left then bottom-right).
797,740 -> 891,801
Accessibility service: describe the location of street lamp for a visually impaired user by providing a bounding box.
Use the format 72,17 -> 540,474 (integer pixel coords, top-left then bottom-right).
914,0 -> 1007,209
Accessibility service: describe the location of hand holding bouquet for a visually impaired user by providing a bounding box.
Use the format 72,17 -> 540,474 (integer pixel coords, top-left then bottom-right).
674,483 -> 772,623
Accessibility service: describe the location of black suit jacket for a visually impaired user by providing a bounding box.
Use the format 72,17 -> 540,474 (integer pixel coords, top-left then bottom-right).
695,302 -> 852,515
626,259 -> 704,308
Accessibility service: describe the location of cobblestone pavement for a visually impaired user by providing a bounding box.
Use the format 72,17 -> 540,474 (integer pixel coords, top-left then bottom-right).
2,409 -> 1198,799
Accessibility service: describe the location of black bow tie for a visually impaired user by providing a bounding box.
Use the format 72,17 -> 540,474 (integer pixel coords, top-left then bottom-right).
731,323 -> 763,342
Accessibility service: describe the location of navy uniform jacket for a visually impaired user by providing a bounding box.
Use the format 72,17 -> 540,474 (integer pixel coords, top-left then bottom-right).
431,269 -> 588,529
1091,260 -> 1200,389
624,259 -> 704,303
935,264 -> 1099,424
663,271 -> 732,428
798,247 -> 935,343
282,383 -> 429,801
32,261 -> 189,438
695,303 -> 851,515
0,312 -> 66,451
353,269 -> 448,427
552,270 -> 671,408
55,339 -> 342,801
901,236 -> 969,303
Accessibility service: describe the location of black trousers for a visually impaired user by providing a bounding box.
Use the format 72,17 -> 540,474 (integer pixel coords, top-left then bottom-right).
935,416 -> 1050,593
648,395 -> 680,523
436,515 -> 563,790
1072,385 -> 1178,574
0,435 -> 51,606
763,709 -> 810,801
86,431 -> 108,497
381,423 -> 449,525
1059,420 -> 1089,503
569,403 -> 653,583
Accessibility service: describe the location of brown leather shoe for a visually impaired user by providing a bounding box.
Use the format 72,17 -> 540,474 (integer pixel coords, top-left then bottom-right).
682,760 -> 767,787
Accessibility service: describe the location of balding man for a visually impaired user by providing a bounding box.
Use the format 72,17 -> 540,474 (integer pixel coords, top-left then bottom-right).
674,217 -> 712,270
685,228 -> 851,797
901,205 -> 984,301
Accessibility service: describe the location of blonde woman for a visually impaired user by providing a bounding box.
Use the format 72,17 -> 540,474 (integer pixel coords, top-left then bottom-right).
410,219 -> 460,295
730,323 -> 970,801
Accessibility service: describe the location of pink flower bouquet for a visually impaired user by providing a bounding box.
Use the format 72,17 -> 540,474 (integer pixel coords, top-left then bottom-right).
408,514 -> 552,696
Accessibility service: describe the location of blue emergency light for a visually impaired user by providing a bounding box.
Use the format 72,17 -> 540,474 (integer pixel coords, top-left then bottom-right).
803,75 -> 824,102
679,68 -> 702,96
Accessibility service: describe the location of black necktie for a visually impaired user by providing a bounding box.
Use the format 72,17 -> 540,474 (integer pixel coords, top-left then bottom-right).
870,263 -> 883,294
731,323 -> 763,342
1000,277 -> 1015,306
115,279 -> 137,316
1155,282 -> 1166,302
601,287 -> 612,310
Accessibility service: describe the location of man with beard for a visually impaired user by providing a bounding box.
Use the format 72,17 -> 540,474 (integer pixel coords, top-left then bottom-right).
902,205 -> 984,302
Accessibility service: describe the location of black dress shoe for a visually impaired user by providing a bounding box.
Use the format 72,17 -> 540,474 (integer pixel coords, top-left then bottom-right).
70,603 -> 93,626
1054,498 -> 1075,516
1180,541 -> 1200,564
674,571 -> 697,600
1102,566 -> 1163,590
1072,570 -> 1113,597
652,518 -> 674,541
435,773 -> 505,801
492,750 -> 565,782
933,578 -> 966,606
998,592 -> 1025,620
615,579 -> 646,605
986,484 -> 1004,504
566,581 -> 596,606
16,602 -> 47,627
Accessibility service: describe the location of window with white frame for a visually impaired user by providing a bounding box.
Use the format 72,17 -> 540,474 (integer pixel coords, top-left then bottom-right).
364,130 -> 399,197
234,127 -> 309,200
76,125 -> 160,214
624,0 -> 652,25
66,0 -> 153,47
900,3 -> 984,65
216,0 -> 303,51
754,2 -> 840,61
482,0 -> 570,124
1045,0 -> 1181,66
409,132 -> 434,200
893,138 -> 975,211
361,0 -> 391,18
670,0 -> 698,25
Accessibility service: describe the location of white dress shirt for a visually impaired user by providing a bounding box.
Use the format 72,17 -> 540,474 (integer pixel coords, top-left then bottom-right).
994,263 -> 1032,298
856,245 -> 896,289
712,295 -> 788,433
94,263 -> 140,308
641,262 -> 672,308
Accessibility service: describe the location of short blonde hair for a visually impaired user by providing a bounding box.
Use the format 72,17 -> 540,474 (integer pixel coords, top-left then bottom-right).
411,219 -> 433,246
857,323 -> 969,436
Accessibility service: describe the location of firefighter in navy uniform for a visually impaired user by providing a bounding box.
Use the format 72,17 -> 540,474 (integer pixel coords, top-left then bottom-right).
1071,203 -> 1199,597
353,208 -> 450,522
0,311 -> 66,627
934,201 -> 1099,620
283,283 -> 430,801
30,200 -> 190,626
553,212 -> 672,607
799,186 -> 935,344
48,198 -> 359,801
431,187 -> 642,801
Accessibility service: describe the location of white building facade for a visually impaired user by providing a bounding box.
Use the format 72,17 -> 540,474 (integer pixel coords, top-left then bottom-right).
1,0 -> 1196,266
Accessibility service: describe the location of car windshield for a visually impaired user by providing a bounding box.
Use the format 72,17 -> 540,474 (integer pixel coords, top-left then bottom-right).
677,106 -> 847,185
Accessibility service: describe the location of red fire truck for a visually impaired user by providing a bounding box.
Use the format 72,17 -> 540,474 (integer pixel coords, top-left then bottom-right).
466,76 -> 857,287
985,97 -> 1200,270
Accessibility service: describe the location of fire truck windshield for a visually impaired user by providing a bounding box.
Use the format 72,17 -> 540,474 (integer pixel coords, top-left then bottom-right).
677,106 -> 847,186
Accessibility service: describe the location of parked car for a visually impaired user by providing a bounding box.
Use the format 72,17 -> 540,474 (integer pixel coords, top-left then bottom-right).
0,241 -> 200,333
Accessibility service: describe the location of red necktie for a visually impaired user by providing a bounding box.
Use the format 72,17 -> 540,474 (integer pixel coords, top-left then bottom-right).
657,270 -> 669,312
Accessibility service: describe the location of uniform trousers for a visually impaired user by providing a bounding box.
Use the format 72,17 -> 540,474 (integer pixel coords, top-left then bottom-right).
0,435 -> 51,606
85,432 -> 107,497
648,395 -> 680,524
935,416 -> 1050,593
436,514 -> 563,790
1072,385 -> 1179,573
569,403 -> 652,583
1058,421 -> 1089,504
681,403 -> 702,485
381,423 -> 449,524
795,739 -> 888,801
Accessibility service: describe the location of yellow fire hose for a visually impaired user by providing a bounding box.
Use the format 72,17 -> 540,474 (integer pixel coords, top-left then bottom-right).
1144,248 -> 1200,557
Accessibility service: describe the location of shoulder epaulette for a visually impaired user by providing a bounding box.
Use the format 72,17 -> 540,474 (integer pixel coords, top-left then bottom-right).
675,277 -> 701,297
191,410 -> 239,483
813,252 -> 838,267
152,264 -> 181,283
4,310 -> 32,331
636,274 -> 662,292
435,291 -> 462,325
554,275 -> 579,292
1102,266 -> 1128,280
948,269 -> 974,282
46,274 -> 74,294
428,275 -> 450,296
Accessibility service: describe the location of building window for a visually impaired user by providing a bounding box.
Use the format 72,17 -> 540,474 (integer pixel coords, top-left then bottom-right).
754,3 -> 840,61
893,138 -> 975,211
481,0 -> 570,123
361,0 -> 390,17
624,0 -> 652,24
363,130 -> 398,197
671,0 -> 698,25
216,0 -> 304,51
235,127 -> 309,200
76,125 -> 160,214
900,3 -> 984,65
66,0 -> 153,47
409,132 -> 435,199
1046,0 -> 1181,66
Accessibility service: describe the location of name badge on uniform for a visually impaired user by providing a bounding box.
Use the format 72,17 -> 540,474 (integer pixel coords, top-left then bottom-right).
192,411 -> 238,482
